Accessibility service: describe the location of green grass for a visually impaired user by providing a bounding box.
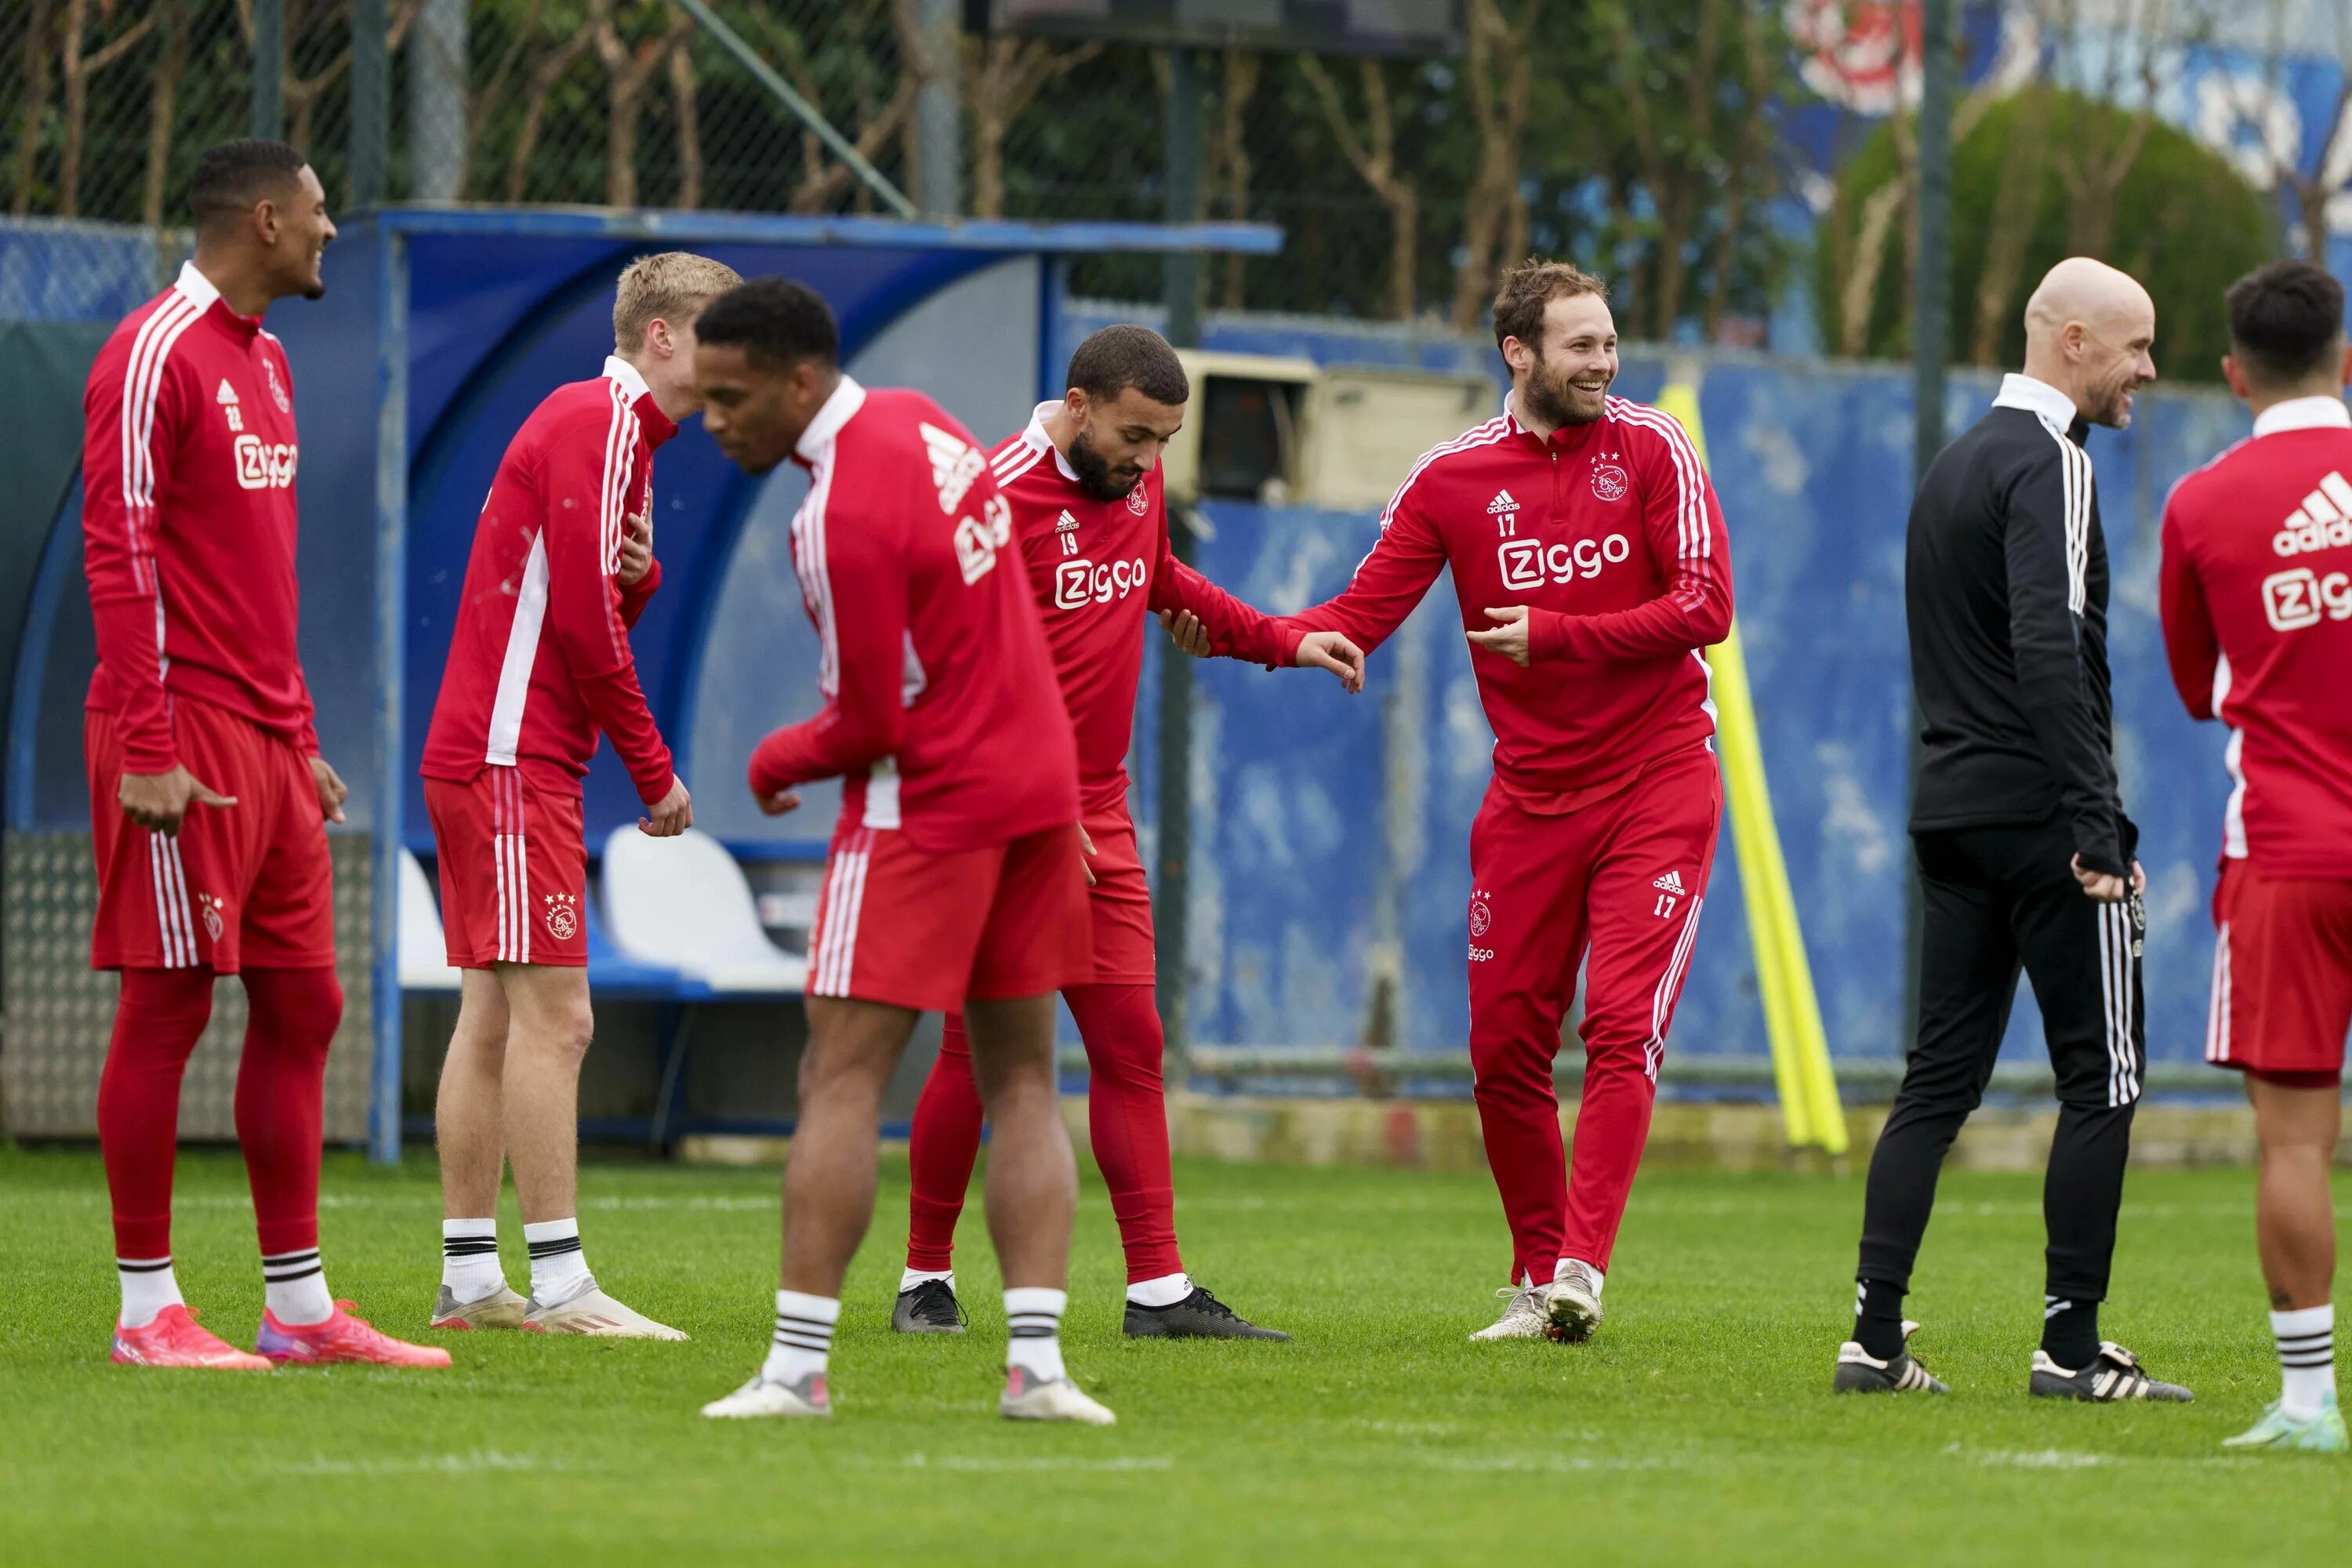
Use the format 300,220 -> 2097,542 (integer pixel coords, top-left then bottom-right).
2,1144 -> 2345,1565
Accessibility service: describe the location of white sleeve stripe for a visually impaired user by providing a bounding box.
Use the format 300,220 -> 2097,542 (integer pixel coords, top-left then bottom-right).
119,294 -> 197,513
1610,401 -> 1709,570
2035,423 -> 2092,616
991,445 -> 1044,485
597,380 -> 630,578
792,452 -> 840,698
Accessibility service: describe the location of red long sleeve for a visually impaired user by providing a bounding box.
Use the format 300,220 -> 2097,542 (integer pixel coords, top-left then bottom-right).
82,348 -> 182,773
1526,418 -> 1733,662
2158,500 -> 2220,720
1150,506 -> 1302,667
541,430 -> 671,804
1278,485 -> 1450,655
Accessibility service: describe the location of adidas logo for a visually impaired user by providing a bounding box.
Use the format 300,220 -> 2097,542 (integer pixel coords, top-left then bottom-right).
216,379 -> 240,405
1486,488 -> 1519,515
2273,470 -> 2352,557
920,422 -> 986,514
1054,509 -> 1080,532
1651,870 -> 1686,895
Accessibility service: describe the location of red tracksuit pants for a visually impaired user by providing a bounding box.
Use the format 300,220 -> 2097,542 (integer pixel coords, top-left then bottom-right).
1468,746 -> 1722,1285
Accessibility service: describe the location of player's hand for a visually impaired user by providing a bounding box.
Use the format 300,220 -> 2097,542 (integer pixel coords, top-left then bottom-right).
617,504 -> 654,587
1079,822 -> 1098,887
2131,859 -> 2147,896
757,788 -> 803,817
2071,854 -> 2127,903
1294,631 -> 1366,693
1467,606 -> 1531,666
641,776 -> 692,837
1158,608 -> 1213,659
307,754 -> 348,824
118,767 -> 236,837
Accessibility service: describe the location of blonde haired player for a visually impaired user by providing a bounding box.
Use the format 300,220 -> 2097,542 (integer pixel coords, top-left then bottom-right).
419,251 -> 739,1336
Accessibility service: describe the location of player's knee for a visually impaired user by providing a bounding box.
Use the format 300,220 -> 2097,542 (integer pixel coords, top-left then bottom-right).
247,966 -> 343,1056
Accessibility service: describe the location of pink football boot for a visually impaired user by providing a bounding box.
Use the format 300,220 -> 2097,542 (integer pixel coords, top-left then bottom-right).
256,1300 -> 452,1367
111,1305 -> 274,1370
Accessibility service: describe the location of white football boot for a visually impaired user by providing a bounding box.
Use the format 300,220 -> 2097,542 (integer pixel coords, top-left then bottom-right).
1469,1283 -> 1551,1341
701,1370 -> 830,1418
1543,1262 -> 1604,1344
523,1281 -> 688,1340
1000,1367 -> 1116,1425
430,1283 -> 531,1330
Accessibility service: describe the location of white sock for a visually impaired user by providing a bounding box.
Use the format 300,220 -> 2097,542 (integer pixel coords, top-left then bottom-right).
117,1256 -> 183,1329
1125,1272 -> 1192,1309
1555,1258 -> 1604,1295
441,1218 -> 504,1301
2274,1303 -> 2336,1421
1005,1287 -> 1069,1384
764,1290 -> 839,1385
899,1268 -> 953,1294
261,1247 -> 334,1326
524,1218 -> 593,1305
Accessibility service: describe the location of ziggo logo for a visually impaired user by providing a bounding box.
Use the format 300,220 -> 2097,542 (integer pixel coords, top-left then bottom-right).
1055,555 -> 1150,610
1497,533 -> 1630,590
234,435 -> 298,490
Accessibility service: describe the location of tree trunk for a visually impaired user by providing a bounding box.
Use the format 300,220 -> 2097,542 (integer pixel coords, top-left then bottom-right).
1970,89 -> 2051,365
469,0 -> 550,200
964,34 -> 1101,220
1450,0 -> 1537,332
790,79 -> 915,213
1301,55 -> 1417,323
592,1 -> 686,210
507,31 -> 592,203
1705,0 -> 1773,339
13,0 -> 58,216
669,35 -> 702,210
142,0 -> 191,230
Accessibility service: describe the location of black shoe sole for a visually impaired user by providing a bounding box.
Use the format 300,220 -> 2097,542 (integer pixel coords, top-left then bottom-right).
1122,1313 -> 1290,1341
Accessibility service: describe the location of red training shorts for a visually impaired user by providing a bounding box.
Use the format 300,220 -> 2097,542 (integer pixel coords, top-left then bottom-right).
85,695 -> 336,973
1080,807 -> 1156,985
2205,861 -> 2352,1083
423,766 -> 588,967
807,819 -> 1092,1012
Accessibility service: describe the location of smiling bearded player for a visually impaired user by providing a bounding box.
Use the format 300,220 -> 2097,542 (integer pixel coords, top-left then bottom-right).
890,325 -> 1363,1342
1274,261 -> 1733,1345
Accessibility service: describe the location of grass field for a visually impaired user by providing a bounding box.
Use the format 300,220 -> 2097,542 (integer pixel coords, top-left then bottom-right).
2,1142 -> 2345,1566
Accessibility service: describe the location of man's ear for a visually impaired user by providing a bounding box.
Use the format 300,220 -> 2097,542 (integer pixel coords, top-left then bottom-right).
1064,387 -> 1090,424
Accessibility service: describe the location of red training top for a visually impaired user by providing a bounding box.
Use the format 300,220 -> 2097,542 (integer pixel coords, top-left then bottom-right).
420,355 -> 675,806
2159,394 -> 2352,876
82,261 -> 320,771
989,401 -> 1303,818
1278,394 -> 1734,804
748,378 -> 1080,851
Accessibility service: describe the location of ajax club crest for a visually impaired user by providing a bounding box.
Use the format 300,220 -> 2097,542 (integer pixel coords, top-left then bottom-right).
543,891 -> 579,942
1127,482 -> 1149,517
1591,459 -> 1629,503
196,891 -> 226,944
1468,895 -> 1492,938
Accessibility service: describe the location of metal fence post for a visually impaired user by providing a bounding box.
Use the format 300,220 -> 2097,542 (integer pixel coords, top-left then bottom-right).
913,0 -> 961,218
1154,49 -> 1205,1070
1904,0 -> 1956,1054
407,0 -> 467,203
368,224 -> 409,1164
351,0 -> 389,207
252,0 -> 285,140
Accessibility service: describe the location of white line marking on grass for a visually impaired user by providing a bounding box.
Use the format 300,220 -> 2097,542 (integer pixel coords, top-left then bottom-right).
1970,1449 -> 2113,1469
289,1450 -> 566,1475
1407,1454 -> 1674,1474
898,1454 -> 1175,1472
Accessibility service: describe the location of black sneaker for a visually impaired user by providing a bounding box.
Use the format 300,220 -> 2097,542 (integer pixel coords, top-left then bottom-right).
1123,1286 -> 1289,1341
1833,1319 -> 1948,1394
891,1278 -> 966,1335
2029,1341 -> 2192,1402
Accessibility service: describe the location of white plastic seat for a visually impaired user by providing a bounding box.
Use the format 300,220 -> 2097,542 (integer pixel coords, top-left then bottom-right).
398,849 -> 463,993
601,826 -> 808,994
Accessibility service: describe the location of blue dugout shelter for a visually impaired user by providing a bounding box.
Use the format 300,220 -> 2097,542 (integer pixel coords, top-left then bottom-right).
5,207 -> 1279,1161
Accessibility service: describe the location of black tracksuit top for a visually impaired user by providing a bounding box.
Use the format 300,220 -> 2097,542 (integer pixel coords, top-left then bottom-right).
1904,375 -> 2132,877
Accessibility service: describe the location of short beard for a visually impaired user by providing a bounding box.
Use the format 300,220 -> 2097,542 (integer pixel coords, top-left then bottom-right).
1065,429 -> 1134,503
2088,372 -> 2136,429
1521,362 -> 1606,429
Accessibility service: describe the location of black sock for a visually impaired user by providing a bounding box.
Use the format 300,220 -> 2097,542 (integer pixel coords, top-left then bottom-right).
2041,1295 -> 2099,1367
1855,1277 -> 1907,1360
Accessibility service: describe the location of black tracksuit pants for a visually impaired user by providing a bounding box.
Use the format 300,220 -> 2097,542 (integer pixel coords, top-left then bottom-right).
1857,815 -> 2147,1306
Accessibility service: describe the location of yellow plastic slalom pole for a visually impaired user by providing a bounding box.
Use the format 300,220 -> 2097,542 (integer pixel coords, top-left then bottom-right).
1655,379 -> 1847,1153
